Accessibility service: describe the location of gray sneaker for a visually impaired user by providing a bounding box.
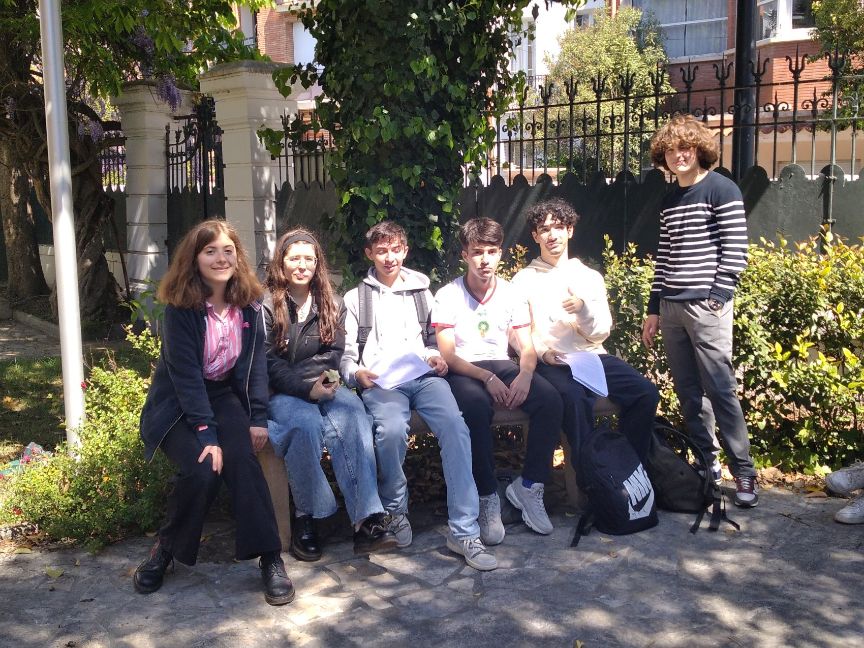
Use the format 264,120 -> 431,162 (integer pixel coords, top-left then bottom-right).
385,512 -> 412,548
446,534 -> 498,571
478,493 -> 505,545
835,493 -> 864,524
826,462 -> 864,496
506,478 -> 553,534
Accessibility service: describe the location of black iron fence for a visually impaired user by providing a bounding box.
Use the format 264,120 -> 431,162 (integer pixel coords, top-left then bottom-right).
272,110 -> 336,189
98,121 -> 126,190
165,97 -> 225,255
482,49 -> 862,186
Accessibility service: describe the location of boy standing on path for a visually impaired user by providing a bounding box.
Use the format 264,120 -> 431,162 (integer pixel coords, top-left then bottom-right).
340,221 -> 497,571
512,198 -> 659,463
434,217 -> 563,538
641,114 -> 758,507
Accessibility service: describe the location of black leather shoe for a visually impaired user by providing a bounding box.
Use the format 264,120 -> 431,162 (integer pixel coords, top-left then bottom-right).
290,515 -> 322,562
133,540 -> 174,594
353,512 -> 399,556
260,551 -> 295,606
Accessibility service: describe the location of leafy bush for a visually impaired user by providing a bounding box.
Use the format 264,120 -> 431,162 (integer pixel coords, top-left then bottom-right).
2,330 -> 170,548
602,235 -> 864,473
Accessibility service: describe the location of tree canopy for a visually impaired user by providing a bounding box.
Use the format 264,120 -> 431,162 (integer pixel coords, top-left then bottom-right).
542,6 -> 672,175
0,0 -> 265,318
274,0 -> 582,280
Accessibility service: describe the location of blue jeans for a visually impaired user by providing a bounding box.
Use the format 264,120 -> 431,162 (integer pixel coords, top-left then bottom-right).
361,375 -> 480,540
267,387 -> 384,525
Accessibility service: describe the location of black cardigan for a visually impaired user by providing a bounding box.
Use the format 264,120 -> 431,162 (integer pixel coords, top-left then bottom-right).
139,302 -> 269,461
263,292 -> 346,401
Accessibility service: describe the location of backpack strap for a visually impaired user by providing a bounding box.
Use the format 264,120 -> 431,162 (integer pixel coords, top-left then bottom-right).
357,282 -> 374,357
358,283 -> 434,357
412,290 -> 436,349
570,509 -> 594,548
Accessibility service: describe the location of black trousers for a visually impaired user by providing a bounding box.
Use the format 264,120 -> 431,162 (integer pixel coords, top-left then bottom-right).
158,380 -> 281,565
446,359 -> 563,496
536,354 -> 659,464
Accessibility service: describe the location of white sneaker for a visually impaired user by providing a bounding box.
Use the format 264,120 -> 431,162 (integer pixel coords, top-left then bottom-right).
446,534 -> 498,571
478,493 -> 505,545
834,493 -> 864,524
505,478 -> 553,534
385,513 -> 412,548
825,463 -> 864,496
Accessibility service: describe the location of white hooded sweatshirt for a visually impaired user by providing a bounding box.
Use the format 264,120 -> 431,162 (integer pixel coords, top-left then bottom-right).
340,266 -> 437,387
512,256 -> 612,357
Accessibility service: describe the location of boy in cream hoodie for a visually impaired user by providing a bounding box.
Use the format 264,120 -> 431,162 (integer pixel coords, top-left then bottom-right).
341,221 -> 496,571
512,199 -> 659,462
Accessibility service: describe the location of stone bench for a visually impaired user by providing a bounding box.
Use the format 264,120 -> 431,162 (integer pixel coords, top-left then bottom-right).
258,397 -> 619,549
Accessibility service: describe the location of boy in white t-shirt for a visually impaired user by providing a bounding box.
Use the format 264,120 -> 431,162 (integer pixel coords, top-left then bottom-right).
434,217 -> 563,539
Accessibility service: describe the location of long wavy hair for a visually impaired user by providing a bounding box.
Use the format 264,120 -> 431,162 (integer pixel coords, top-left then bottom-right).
266,229 -> 340,349
157,220 -> 262,309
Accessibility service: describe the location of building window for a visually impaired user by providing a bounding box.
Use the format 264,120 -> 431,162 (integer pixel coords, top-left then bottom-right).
791,0 -> 815,29
758,0 -> 815,39
630,0 -> 727,58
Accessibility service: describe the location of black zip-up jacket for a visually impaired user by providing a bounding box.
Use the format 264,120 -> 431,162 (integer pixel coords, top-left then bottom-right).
263,292 -> 346,401
139,302 -> 269,461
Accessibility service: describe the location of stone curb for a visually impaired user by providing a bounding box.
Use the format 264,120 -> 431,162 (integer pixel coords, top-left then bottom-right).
12,310 -> 60,339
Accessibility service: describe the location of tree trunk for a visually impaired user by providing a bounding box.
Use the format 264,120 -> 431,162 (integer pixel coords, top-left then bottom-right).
0,142 -> 49,300
32,136 -> 120,325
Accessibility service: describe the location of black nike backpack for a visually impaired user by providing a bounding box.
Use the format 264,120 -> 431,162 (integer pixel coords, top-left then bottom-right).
645,417 -> 738,534
571,424 -> 658,547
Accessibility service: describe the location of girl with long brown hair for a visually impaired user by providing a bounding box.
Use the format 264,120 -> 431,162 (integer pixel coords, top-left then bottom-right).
134,220 -> 294,606
264,229 -> 396,561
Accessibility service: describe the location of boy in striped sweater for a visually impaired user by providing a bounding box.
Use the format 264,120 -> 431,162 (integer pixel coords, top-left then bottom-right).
641,114 -> 758,508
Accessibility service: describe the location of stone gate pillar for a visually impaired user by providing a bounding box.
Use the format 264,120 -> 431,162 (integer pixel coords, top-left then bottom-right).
114,81 -> 194,291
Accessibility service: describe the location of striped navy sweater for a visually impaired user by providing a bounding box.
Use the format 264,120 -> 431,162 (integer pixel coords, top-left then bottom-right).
647,171 -> 748,315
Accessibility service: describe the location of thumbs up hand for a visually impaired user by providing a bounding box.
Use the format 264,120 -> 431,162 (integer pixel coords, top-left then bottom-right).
562,287 -> 584,315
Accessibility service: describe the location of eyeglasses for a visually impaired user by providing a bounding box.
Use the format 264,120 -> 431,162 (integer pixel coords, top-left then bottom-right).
284,255 -> 317,267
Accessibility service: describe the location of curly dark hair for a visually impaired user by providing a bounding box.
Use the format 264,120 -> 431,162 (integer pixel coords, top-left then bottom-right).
525,198 -> 581,232
266,229 -> 340,347
650,113 -> 719,171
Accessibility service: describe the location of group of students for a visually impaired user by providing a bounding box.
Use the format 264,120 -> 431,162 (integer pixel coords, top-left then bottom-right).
132,114 -> 760,605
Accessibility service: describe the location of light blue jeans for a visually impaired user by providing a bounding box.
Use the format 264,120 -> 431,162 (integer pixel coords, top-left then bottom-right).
361,375 -> 480,540
267,387 -> 384,525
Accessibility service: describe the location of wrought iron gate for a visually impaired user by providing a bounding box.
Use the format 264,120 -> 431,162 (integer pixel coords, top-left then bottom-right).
165,97 -> 225,257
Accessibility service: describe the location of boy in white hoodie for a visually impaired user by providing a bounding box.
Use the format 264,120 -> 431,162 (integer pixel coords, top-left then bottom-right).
512,199 -> 659,464
341,221 -> 496,571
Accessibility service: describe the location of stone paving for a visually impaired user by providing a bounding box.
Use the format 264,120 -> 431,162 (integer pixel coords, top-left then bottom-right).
0,318 -> 60,361
1,314 -> 863,647
0,489 -> 862,648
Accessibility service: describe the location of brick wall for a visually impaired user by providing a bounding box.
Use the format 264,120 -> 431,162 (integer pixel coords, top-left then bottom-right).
256,7 -> 295,64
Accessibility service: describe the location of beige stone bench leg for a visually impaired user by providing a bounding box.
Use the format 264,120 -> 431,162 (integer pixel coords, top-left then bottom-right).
257,441 -> 292,551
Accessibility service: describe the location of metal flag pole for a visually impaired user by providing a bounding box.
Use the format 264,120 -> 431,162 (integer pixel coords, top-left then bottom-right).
38,0 -> 85,447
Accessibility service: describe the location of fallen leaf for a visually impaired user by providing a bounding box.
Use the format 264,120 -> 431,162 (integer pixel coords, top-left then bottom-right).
805,490 -> 828,498
45,567 -> 64,578
13,547 -> 32,554
574,641 -> 584,648
74,559 -> 80,567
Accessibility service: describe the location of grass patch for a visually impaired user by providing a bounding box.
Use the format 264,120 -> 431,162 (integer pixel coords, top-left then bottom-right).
0,344 -> 155,464
0,357 -> 64,462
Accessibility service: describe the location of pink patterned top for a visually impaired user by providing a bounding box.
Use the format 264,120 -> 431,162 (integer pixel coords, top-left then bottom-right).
202,303 -> 243,381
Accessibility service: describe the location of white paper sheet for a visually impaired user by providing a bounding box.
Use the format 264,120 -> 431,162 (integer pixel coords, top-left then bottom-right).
562,351 -> 608,397
368,352 -> 431,390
